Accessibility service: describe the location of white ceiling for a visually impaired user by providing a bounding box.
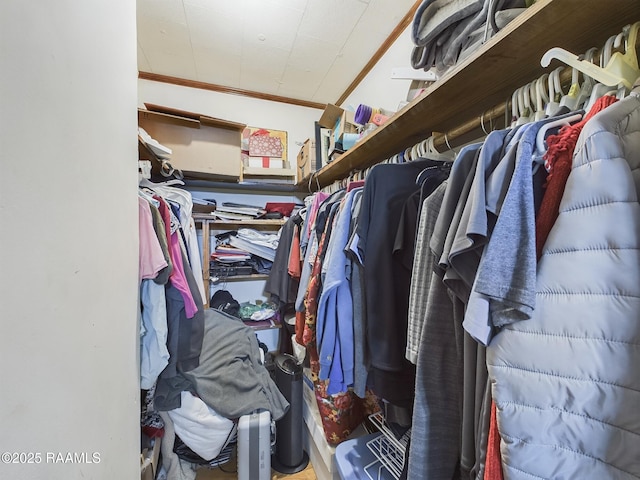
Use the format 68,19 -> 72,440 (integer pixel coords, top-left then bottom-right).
137,0 -> 416,105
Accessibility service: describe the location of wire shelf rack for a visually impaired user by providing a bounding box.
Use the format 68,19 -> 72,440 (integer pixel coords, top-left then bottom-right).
365,412 -> 411,480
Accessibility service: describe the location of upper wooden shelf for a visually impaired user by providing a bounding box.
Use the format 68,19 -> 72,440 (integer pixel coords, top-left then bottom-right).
209,274 -> 269,282
143,103 -> 247,131
300,0 -> 640,189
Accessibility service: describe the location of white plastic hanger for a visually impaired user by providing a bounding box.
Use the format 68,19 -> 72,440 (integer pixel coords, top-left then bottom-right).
558,65 -> 592,111
583,36 -> 619,111
578,47 -> 599,106
421,135 -> 455,161
511,85 -> 531,126
541,22 -> 640,91
535,113 -> 583,154
534,74 -> 549,121
545,67 -> 565,116
511,88 -> 520,127
516,84 -> 532,125
614,28 -> 634,99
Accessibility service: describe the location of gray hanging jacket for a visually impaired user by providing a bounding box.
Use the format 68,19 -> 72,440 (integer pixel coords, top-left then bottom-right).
488,93 -> 640,479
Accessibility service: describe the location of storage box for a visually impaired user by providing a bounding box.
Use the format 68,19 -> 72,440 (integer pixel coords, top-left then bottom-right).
336,110 -> 358,142
318,104 -> 357,143
318,104 -> 344,130
138,107 -> 245,180
242,127 -> 288,163
246,157 -> 285,169
297,138 -> 316,181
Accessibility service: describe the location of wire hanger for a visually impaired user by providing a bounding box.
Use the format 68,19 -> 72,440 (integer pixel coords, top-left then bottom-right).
480,109 -> 493,135
443,132 -> 457,157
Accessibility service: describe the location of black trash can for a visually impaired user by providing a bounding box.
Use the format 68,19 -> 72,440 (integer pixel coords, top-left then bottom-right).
271,354 -> 309,474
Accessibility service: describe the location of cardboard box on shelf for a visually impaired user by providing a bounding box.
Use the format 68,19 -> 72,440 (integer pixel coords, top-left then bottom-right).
138,107 -> 245,180
336,110 -> 358,142
242,127 -> 288,162
318,104 -> 358,143
318,104 -> 344,129
297,138 -> 316,181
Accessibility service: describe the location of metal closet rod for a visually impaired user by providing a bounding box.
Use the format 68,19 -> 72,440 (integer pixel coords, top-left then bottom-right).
326,68 -> 577,191
431,67 -> 575,152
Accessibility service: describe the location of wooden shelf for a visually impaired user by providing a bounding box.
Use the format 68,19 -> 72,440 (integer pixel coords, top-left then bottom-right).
240,166 -> 297,184
143,103 -> 247,131
194,213 -> 284,308
242,166 -> 296,177
138,109 -> 200,129
209,274 -> 269,282
192,214 -> 287,226
298,0 -> 640,189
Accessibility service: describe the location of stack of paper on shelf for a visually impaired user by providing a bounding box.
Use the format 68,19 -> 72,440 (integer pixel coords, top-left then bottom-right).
212,202 -> 266,221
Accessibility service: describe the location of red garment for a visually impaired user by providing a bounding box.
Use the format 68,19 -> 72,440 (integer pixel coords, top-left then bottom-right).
484,401 -> 503,480
294,311 -> 305,346
287,224 -> 301,278
535,95 -> 617,259
302,231 -> 328,373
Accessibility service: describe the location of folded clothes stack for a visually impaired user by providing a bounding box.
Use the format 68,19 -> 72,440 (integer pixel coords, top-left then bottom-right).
411,0 -> 528,75
228,228 -> 280,262
211,244 -> 251,263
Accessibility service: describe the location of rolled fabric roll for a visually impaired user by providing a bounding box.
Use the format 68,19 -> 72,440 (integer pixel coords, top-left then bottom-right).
354,104 -> 373,125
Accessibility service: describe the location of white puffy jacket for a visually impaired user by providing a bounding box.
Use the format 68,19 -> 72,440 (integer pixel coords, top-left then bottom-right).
488,93 -> 640,479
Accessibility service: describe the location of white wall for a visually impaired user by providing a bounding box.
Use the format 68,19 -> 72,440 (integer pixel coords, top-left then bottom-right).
138,23 -> 416,160
138,80 -> 322,166
341,26 -> 415,115
0,2 -> 139,479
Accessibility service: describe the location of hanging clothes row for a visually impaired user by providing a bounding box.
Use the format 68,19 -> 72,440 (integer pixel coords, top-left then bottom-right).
407,88 -> 640,480
321,132 -> 456,194
406,24 -> 640,479
138,179 -> 206,392
269,155 -> 453,447
268,22 -> 640,478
